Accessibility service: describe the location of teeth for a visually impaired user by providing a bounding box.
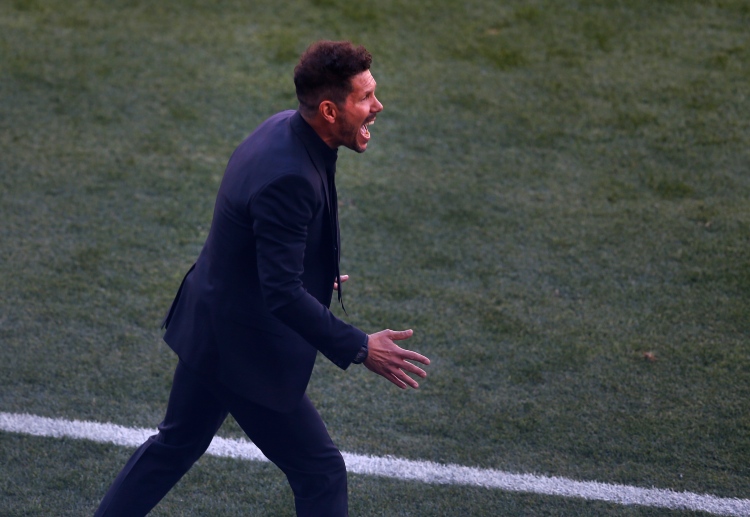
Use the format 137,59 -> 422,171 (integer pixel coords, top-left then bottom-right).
361,119 -> 374,139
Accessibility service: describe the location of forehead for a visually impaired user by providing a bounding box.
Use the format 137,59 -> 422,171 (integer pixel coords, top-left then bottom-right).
349,70 -> 376,94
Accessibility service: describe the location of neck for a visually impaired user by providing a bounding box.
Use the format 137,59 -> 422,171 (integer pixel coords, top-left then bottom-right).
300,110 -> 339,150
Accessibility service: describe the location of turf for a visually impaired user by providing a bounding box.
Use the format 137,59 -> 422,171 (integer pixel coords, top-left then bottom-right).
1,0 -> 749,515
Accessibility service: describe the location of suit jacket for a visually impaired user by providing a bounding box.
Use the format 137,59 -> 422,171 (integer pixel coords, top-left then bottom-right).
162,110 -> 367,412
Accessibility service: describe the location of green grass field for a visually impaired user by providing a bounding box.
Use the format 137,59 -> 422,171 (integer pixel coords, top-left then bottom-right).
1,0 -> 749,515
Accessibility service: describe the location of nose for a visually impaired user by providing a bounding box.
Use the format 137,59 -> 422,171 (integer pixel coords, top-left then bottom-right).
373,95 -> 384,113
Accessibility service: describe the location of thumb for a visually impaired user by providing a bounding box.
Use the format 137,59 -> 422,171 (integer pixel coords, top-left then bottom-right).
389,329 -> 414,341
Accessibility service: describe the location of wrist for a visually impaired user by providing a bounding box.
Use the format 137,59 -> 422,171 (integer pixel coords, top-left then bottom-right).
352,335 -> 369,364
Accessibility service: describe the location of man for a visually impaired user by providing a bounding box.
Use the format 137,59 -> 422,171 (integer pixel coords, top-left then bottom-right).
94,40 -> 430,516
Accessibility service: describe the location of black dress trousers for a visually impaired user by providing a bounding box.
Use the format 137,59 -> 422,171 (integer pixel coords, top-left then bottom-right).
94,361 -> 348,517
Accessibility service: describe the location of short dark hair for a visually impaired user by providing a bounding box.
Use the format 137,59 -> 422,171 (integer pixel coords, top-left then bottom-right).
294,41 -> 372,115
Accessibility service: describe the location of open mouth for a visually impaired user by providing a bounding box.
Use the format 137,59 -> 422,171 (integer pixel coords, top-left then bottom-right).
360,119 -> 374,139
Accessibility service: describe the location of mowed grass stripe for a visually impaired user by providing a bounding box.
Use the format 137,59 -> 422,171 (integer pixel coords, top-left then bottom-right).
1,412 -> 748,516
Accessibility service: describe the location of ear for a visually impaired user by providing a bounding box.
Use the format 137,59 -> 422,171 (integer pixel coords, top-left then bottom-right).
318,100 -> 338,124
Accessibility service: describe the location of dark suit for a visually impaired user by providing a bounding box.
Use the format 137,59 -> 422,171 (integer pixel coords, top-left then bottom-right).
163,109 -> 366,411
95,111 -> 366,516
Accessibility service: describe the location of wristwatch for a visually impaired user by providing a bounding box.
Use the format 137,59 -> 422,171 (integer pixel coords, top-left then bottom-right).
352,336 -> 369,364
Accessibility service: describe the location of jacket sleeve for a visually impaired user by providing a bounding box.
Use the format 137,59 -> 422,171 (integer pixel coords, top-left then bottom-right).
250,174 -> 366,369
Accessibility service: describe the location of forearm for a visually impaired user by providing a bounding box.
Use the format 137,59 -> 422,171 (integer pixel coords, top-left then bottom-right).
271,291 -> 367,369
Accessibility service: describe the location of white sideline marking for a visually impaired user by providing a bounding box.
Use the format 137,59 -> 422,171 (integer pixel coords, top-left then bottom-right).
1,412 -> 749,516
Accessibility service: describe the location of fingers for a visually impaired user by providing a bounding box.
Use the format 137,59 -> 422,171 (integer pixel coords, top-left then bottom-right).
387,370 -> 418,390
386,336 -> 430,370
391,372 -> 414,390
400,349 -> 430,366
365,328 -> 431,390
387,328 -> 413,341
385,355 -> 428,387
388,373 -> 408,390
398,370 -> 421,389
333,275 -> 349,290
378,358 -> 426,389
399,360 -> 428,379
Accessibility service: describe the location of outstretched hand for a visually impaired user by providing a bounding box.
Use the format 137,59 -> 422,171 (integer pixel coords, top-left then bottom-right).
364,329 -> 430,389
